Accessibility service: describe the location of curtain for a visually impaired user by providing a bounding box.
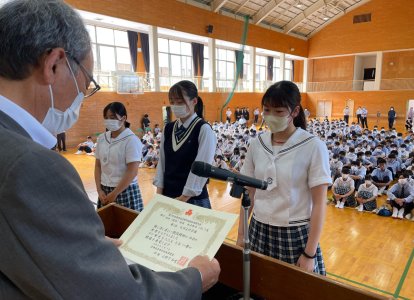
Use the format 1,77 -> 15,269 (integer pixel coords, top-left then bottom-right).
235,50 -> 244,79
267,56 -> 274,81
127,31 -> 138,72
139,33 -> 150,73
191,42 -> 204,76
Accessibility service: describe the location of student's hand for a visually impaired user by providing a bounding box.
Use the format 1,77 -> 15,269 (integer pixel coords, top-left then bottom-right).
105,236 -> 123,247
98,190 -> 107,204
395,198 -> 405,206
188,255 -> 220,292
105,191 -> 118,204
176,195 -> 190,202
297,254 -> 316,272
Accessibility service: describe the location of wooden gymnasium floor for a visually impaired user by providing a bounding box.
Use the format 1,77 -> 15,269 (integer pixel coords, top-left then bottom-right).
65,149 -> 414,300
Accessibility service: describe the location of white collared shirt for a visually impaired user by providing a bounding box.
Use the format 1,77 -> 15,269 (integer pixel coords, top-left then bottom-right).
95,128 -> 142,187
153,113 -> 217,197
241,129 -> 332,227
0,95 -> 56,149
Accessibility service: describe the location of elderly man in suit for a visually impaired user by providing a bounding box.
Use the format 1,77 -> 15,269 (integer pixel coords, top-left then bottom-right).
0,1 -> 219,299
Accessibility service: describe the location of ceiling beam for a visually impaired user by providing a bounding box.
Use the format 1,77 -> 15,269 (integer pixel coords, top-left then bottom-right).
211,0 -> 229,12
234,0 -> 250,14
252,0 -> 286,25
283,0 -> 328,33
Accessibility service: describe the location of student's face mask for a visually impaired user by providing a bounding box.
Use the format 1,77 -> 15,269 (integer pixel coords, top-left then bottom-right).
171,104 -> 190,119
42,57 -> 84,135
104,119 -> 123,132
342,174 -> 349,180
263,114 -> 291,133
365,180 -> 372,186
399,178 -> 407,185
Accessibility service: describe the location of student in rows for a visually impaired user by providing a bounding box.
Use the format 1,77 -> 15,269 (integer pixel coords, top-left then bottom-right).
371,158 -> 393,195
332,167 -> 356,209
387,172 -> 414,219
387,153 -> 402,179
330,154 -> 343,183
355,174 -> 378,212
231,154 -> 245,173
349,159 -> 366,190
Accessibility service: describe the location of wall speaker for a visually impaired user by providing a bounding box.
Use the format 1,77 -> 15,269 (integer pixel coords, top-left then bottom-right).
206,25 -> 214,34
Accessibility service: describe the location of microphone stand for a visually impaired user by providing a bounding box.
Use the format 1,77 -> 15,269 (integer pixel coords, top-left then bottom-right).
230,183 -> 253,300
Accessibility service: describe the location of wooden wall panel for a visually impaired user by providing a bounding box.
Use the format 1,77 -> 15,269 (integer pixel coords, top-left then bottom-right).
309,0 -> 414,58
293,60 -> 304,82
65,0 -> 308,57
309,56 -> 355,82
382,50 -> 414,79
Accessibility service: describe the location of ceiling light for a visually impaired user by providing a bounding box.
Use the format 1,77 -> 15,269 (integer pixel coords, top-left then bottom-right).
323,16 -> 329,21
296,1 -> 304,8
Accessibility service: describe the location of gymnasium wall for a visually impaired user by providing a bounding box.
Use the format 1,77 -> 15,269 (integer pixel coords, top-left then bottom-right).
65,0 -> 308,57
308,0 -> 414,58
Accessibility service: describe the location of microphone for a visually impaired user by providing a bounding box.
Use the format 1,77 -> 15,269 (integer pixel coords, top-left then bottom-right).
191,161 -> 268,190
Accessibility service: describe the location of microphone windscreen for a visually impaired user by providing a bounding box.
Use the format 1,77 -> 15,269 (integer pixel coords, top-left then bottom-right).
191,161 -> 210,177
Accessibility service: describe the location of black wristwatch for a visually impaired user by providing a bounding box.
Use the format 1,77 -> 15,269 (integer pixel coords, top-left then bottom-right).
302,250 -> 317,259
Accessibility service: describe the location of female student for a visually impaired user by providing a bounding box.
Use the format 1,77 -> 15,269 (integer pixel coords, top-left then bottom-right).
153,80 -> 216,208
94,102 -> 143,211
332,167 -> 356,208
237,81 -> 331,275
355,174 -> 378,212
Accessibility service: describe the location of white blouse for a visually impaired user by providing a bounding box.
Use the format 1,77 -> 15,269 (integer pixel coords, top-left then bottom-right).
95,128 -> 142,187
241,129 -> 332,227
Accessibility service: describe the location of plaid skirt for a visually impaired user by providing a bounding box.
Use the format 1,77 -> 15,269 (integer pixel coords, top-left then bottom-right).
334,185 -> 356,207
97,183 -> 143,212
249,217 -> 326,275
358,190 -> 377,211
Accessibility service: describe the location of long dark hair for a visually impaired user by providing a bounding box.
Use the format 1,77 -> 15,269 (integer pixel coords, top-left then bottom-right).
261,81 -> 306,130
169,80 -> 204,119
103,102 -> 130,128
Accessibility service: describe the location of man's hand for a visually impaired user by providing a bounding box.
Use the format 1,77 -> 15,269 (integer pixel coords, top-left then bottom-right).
188,255 -> 220,292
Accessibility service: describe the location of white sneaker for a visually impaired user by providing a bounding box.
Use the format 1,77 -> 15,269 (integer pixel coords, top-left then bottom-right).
149,165 -> 155,169
397,208 -> 404,219
335,201 -> 340,208
75,150 -> 83,155
86,152 -> 94,156
138,163 -> 144,168
358,204 -> 364,212
338,202 -> 345,209
405,213 -> 412,220
392,207 -> 398,218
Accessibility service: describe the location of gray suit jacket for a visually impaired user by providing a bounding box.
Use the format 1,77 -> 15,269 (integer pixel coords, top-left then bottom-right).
0,111 -> 202,299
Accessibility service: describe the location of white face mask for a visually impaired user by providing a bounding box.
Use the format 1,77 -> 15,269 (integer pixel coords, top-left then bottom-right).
342,174 -> 349,180
42,58 -> 84,135
171,104 -> 189,119
104,119 -> 123,132
263,114 -> 290,133
399,178 -> 407,185
365,180 -> 372,186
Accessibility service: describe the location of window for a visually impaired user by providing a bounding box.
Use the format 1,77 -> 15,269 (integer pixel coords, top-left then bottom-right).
85,25 -> 133,90
255,55 -> 267,82
216,48 -> 235,90
285,59 -> 293,81
273,58 -> 281,82
158,37 -> 193,90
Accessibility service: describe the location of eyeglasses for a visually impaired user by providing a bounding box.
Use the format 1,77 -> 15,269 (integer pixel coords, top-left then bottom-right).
65,52 -> 101,98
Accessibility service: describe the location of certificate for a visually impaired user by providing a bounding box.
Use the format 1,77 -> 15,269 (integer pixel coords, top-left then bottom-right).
119,194 -> 238,272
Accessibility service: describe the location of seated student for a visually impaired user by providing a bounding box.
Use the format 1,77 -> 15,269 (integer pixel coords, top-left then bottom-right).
372,158 -> 393,195
363,150 -> 376,171
229,147 -> 240,169
387,172 -> 414,219
332,167 -> 356,209
349,159 -> 366,190
338,150 -> 350,167
330,154 -> 343,183
231,155 -> 245,173
213,155 -> 228,170
153,123 -> 161,135
139,145 -> 156,168
346,147 -> 357,162
387,153 -> 402,179
355,174 -> 378,212
75,136 -> 95,154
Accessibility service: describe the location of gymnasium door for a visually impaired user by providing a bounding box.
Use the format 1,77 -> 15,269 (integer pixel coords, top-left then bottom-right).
316,100 -> 332,121
345,99 -> 354,122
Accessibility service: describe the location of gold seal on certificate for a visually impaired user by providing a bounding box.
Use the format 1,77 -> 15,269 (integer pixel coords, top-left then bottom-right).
119,194 -> 238,272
